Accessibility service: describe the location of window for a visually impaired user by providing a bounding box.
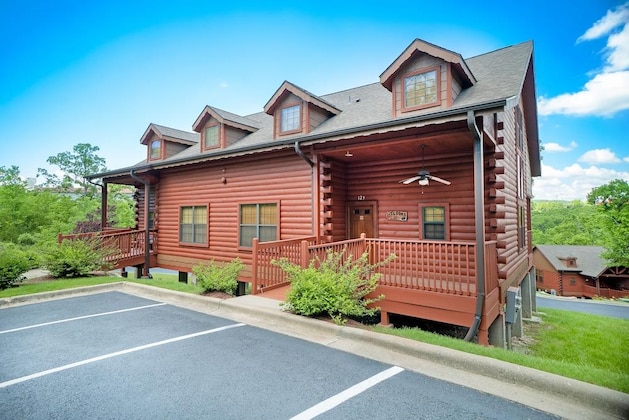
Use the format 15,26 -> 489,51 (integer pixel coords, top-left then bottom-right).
280,105 -> 300,133
517,205 -> 526,251
239,203 -> 277,247
404,68 -> 438,109
179,206 -> 207,244
422,206 -> 445,240
204,125 -> 219,149
150,140 -> 161,159
148,211 -> 155,229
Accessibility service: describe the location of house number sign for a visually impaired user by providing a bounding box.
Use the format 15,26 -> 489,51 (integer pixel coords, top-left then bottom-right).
386,211 -> 408,221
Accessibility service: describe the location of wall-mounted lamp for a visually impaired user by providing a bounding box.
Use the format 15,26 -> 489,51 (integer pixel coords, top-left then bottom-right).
345,151 -> 353,157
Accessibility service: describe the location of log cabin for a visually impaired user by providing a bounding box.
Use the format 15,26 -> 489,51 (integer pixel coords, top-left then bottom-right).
534,245 -> 629,298
82,38 -> 541,347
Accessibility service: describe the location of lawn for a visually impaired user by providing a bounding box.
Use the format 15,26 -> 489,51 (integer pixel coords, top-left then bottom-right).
2,275 -> 627,393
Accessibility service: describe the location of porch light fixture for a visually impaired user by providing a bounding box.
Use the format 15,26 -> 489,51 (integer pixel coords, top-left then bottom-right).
345,151 -> 353,157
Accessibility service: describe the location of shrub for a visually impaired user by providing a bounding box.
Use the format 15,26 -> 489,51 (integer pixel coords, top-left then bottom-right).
0,243 -> 31,290
192,258 -> 244,295
44,238 -> 114,278
273,248 -> 395,325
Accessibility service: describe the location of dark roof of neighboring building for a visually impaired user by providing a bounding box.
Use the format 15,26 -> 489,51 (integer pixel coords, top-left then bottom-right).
534,245 -> 608,278
90,40 -> 535,179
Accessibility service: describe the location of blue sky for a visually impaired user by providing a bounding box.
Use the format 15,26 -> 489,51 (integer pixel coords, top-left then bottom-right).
1,0 -> 628,201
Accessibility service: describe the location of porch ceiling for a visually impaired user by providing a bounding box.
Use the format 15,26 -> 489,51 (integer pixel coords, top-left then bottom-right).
312,121 -> 475,163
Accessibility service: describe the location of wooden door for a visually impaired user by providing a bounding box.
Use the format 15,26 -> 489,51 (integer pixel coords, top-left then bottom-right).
348,203 -> 375,239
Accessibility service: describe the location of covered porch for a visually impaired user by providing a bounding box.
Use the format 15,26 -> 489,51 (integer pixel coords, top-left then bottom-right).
252,235 -> 501,345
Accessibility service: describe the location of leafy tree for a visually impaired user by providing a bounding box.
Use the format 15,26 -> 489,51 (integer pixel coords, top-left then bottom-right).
531,200 -> 605,246
44,143 -> 107,196
586,179 -> 629,267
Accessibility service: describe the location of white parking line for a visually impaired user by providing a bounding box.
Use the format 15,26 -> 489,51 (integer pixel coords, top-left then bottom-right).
0,303 -> 167,334
0,323 -> 245,388
290,366 -> 404,419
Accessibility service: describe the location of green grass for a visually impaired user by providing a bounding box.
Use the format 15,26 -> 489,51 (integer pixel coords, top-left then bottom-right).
3,276 -> 628,393
373,308 -> 629,393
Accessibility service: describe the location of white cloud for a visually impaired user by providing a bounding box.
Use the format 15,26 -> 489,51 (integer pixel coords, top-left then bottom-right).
219,81 -> 229,88
578,148 -> 622,164
533,162 -> 629,200
543,141 -> 577,152
537,71 -> 629,116
577,2 -> 629,42
624,156 -> 629,163
539,2 -> 629,117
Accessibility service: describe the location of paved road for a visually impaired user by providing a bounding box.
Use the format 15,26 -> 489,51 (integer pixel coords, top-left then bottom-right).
537,294 -> 629,319
1,292 -> 557,419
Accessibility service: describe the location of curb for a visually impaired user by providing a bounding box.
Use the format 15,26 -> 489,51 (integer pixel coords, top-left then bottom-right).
2,283 -> 628,419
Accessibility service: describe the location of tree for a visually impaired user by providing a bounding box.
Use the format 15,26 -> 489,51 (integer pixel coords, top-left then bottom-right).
531,200 -> 605,246
586,179 -> 629,267
44,143 -> 107,196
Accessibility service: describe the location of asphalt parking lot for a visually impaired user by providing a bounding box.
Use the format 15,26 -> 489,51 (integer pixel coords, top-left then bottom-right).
0,290 -> 563,419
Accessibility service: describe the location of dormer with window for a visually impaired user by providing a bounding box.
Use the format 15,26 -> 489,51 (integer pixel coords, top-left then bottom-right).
264,81 -> 341,139
193,105 -> 259,152
140,123 -> 199,162
380,39 -> 476,117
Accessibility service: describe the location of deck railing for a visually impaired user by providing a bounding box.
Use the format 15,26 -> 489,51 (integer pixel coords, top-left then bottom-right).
251,236 -> 317,293
251,235 -> 499,297
58,229 -> 154,264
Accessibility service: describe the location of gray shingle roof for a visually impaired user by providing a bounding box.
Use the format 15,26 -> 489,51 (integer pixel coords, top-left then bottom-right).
152,124 -> 199,144
535,245 -> 608,278
92,40 -> 534,178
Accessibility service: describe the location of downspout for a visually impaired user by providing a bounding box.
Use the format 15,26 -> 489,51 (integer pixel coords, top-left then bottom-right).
130,169 -> 152,279
464,110 -> 486,342
294,141 -> 314,167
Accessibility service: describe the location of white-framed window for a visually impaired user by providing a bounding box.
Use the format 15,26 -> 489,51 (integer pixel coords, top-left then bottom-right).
404,68 -> 439,109
204,125 -> 219,149
150,140 -> 161,159
280,104 -> 301,133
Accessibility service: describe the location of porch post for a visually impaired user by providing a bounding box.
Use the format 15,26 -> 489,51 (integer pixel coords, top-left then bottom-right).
101,181 -> 108,230
251,238 -> 259,295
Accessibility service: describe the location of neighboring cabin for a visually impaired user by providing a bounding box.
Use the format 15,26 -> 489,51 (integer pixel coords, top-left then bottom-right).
84,38 -> 541,347
533,245 -> 629,299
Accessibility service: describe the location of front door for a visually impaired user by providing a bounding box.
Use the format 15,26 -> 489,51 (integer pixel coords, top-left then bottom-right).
348,203 -> 376,239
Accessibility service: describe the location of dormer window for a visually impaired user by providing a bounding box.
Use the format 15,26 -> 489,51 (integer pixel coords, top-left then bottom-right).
150,140 -> 161,160
280,104 -> 301,133
403,67 -> 439,110
204,124 -> 219,149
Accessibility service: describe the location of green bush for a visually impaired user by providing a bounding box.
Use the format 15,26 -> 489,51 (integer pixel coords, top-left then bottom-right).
192,258 -> 244,295
0,243 -> 31,290
44,238 -> 114,278
273,248 -> 395,325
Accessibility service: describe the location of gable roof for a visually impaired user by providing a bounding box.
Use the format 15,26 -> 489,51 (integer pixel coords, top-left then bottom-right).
192,105 -> 261,133
535,245 -> 608,278
89,40 -> 538,180
380,38 -> 476,90
140,123 -> 199,146
264,80 -> 341,116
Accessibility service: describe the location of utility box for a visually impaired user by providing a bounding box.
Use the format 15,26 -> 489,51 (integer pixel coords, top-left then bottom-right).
505,286 -> 521,324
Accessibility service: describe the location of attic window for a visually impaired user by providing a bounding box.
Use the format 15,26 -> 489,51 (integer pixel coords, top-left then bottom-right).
280,104 -> 301,133
403,67 -> 439,110
150,140 -> 161,160
204,124 -> 219,149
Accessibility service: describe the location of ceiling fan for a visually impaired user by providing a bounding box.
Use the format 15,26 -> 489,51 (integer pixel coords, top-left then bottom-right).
399,145 -> 451,186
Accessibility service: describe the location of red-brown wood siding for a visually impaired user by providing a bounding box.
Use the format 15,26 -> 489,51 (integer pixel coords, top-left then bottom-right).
154,151 -> 313,275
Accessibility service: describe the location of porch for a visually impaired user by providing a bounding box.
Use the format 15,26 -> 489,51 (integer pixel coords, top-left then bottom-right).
57,229 -> 157,274
252,234 -> 501,345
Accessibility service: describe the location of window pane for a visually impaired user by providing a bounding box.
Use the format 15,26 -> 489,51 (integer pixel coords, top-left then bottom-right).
204,125 -> 219,148
195,227 -> 207,244
405,70 -> 437,107
181,207 -> 193,224
194,207 -> 207,224
259,226 -> 277,242
150,140 -> 161,159
281,105 -> 300,132
240,204 -> 257,224
424,224 -> 445,240
180,225 -> 193,242
259,203 -> 277,224
240,226 -> 257,247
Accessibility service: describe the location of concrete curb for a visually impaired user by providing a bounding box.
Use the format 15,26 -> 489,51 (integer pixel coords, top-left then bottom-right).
2,283 -> 627,419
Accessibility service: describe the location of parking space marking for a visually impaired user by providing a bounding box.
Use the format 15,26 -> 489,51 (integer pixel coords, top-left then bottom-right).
0,322 -> 245,389
290,366 -> 404,419
0,303 -> 167,334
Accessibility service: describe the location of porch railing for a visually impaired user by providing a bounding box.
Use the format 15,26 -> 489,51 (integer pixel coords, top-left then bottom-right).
251,236 -> 317,293
57,229 -> 155,263
251,235 -> 498,297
